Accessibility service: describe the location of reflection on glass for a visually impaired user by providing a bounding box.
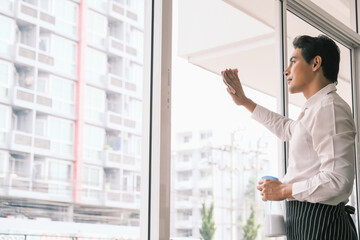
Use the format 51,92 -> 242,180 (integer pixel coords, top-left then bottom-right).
172,0 -> 282,239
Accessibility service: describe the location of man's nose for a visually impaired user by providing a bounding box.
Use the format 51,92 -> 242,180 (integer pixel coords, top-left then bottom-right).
284,67 -> 289,77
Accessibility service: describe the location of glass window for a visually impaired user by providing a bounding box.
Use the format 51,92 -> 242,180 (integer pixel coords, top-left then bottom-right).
126,24 -> 144,51
39,0 -> 52,13
53,0 -> 78,37
0,104 -> 9,144
0,15 -> 14,56
0,59 -> 12,99
0,0 -> 13,13
171,0 -> 278,239
310,0 -> 355,30
48,117 -> 74,156
48,159 -> 72,181
82,165 -> 103,200
84,124 -> 105,162
87,0 -> 107,12
50,75 -> 75,115
0,150 -> 7,177
85,86 -> 105,123
52,35 -> 77,76
87,10 -> 107,47
86,47 -> 107,85
124,96 -> 142,120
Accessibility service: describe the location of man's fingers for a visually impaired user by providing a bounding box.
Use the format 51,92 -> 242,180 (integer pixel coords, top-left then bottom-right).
223,71 -> 236,94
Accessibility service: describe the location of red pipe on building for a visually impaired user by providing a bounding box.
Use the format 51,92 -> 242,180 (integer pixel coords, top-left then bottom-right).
74,0 -> 87,202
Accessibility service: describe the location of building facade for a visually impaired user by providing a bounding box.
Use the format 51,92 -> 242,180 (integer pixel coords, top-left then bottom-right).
0,0 -> 143,237
171,129 -> 272,239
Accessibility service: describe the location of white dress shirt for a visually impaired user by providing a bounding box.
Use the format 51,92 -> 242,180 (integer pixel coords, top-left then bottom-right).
251,83 -> 356,205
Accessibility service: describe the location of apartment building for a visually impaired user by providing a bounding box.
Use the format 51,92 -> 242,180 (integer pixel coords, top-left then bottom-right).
171,129 -> 272,239
0,0 -> 143,235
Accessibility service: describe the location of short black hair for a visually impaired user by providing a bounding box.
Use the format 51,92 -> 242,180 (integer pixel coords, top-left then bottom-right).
293,35 -> 340,84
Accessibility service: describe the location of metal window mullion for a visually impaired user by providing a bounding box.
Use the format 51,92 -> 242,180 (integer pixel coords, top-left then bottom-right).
352,47 -> 360,234
275,0 -> 288,177
140,0 -> 172,239
287,0 -> 360,48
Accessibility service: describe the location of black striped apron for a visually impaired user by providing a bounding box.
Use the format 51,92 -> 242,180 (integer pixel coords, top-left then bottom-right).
286,201 -> 357,240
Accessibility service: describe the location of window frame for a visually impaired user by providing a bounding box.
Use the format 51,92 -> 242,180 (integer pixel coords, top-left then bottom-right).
146,0 -> 360,239
277,0 -> 360,233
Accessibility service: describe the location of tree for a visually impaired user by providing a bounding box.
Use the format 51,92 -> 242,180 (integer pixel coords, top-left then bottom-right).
199,202 -> 216,240
242,205 -> 260,240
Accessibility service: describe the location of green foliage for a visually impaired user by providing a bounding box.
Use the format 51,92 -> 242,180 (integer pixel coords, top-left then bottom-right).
242,205 -> 260,240
199,202 -> 216,240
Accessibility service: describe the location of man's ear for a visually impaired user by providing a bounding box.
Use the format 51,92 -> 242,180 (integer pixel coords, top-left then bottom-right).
312,56 -> 322,71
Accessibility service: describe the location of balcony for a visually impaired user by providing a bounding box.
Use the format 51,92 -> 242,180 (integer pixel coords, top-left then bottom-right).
122,154 -> 140,171
175,180 -> 193,190
175,199 -> 193,209
9,130 -> 52,155
8,175 -> 31,196
105,111 -> 123,129
12,86 -> 34,108
10,130 -> 32,152
107,36 -> 124,55
15,43 -> 55,70
108,1 -> 125,19
15,43 -> 36,64
123,117 -> 140,135
175,217 -> 194,229
33,135 -> 51,155
15,1 -> 55,30
176,160 -> 193,171
103,149 -> 122,168
32,179 -> 72,202
106,73 -> 124,93
104,190 -> 140,209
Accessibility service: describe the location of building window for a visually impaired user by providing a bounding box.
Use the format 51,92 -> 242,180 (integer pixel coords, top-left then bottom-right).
182,135 -> 191,143
123,133 -> 141,156
178,171 -> 192,182
0,0 -> 13,13
86,48 -> 107,85
39,0 -> 52,13
199,169 -> 211,178
0,104 -> 9,144
51,75 -> 75,115
87,10 -> 107,48
87,0 -> 107,12
53,0 -> 78,37
85,86 -> 105,123
48,159 -> 72,197
82,165 -> 102,200
0,150 -> 7,178
176,229 -> 192,237
0,15 -> 14,56
52,35 -> 77,76
178,209 -> 192,221
84,124 -> 105,162
182,154 -> 191,162
48,117 -> 74,156
0,59 -> 12,99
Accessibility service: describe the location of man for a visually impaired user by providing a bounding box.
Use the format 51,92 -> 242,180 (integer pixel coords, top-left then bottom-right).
221,35 -> 357,239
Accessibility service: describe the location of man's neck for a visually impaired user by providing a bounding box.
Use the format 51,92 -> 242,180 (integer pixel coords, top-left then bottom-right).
303,78 -> 332,99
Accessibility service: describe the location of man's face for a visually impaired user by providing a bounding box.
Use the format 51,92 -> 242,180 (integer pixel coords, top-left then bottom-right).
284,48 -> 314,96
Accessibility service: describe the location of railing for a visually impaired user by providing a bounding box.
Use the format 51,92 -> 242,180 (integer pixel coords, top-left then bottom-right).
0,233 -> 139,240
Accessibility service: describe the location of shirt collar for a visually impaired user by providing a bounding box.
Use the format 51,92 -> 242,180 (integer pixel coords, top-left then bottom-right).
302,83 -> 337,111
